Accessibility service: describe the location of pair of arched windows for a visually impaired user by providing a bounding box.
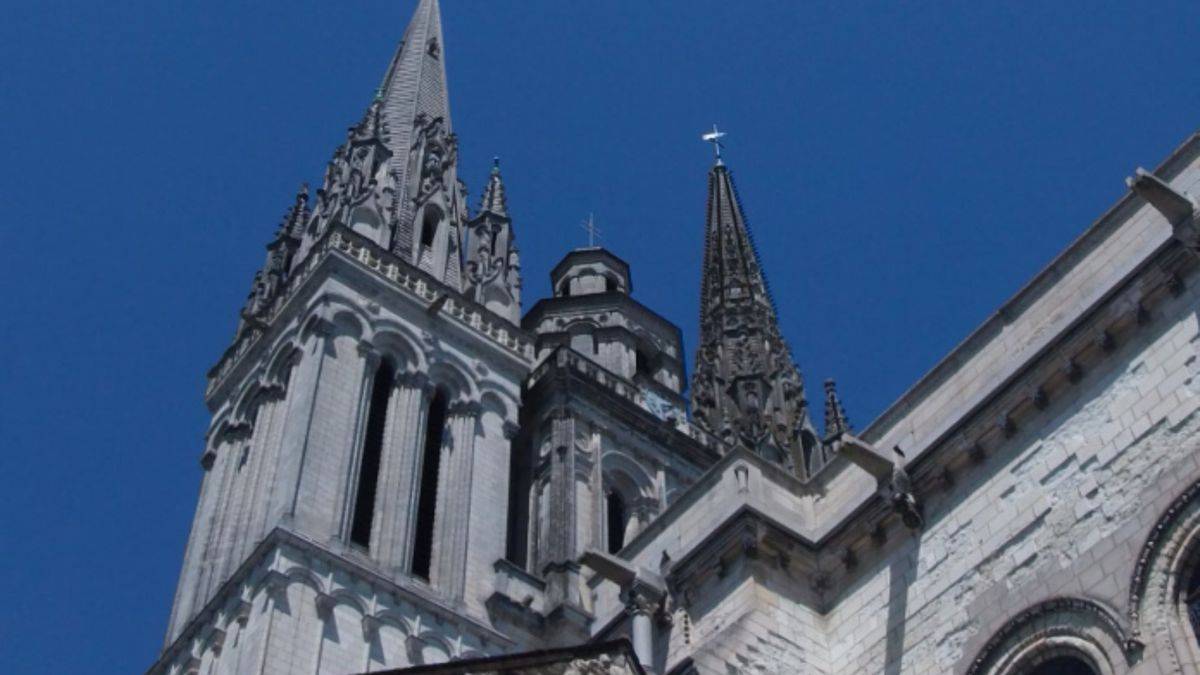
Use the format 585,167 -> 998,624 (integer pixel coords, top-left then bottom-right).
348,360 -> 448,582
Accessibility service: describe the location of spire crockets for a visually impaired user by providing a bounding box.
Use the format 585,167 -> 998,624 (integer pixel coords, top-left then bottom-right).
690,158 -> 821,478
823,379 -> 851,440
465,159 -> 521,324
238,185 -> 310,336
305,0 -> 467,288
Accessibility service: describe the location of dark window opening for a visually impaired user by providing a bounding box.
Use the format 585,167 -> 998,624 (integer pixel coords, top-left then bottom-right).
606,490 -> 627,554
800,430 -> 818,476
1188,560 -> 1200,646
1027,656 -> 1096,675
350,361 -> 395,549
420,209 -> 440,248
411,390 -> 448,580
505,429 -> 531,568
636,350 -> 654,378
605,276 -> 618,293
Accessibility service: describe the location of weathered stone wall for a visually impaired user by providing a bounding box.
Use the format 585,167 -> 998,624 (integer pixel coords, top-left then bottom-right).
825,269 -> 1200,674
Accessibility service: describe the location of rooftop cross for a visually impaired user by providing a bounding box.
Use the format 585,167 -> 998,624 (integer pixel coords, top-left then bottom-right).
702,124 -> 726,165
580,212 -> 602,248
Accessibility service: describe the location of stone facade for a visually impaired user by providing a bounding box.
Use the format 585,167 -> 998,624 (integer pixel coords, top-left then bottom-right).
151,1 -> 1200,674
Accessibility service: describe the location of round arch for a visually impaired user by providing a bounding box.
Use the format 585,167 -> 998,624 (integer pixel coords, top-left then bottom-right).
966,597 -> 1135,675
1129,477 -> 1200,671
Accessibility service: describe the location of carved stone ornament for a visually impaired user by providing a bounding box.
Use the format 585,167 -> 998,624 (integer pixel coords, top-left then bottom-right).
562,653 -> 635,675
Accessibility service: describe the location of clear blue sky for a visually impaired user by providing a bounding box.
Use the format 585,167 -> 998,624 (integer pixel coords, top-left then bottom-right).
1,1 -> 1197,672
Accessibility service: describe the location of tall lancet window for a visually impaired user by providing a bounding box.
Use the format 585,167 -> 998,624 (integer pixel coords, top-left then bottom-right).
411,390 -> 447,580
350,360 -> 395,549
606,489 -> 627,554
417,207 -> 442,270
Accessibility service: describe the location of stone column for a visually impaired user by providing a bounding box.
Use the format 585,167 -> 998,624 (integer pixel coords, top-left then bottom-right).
431,399 -> 480,600
271,319 -> 332,527
544,410 -> 577,564
622,584 -> 662,675
371,371 -> 432,574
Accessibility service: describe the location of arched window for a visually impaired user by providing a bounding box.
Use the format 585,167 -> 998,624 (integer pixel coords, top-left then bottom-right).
411,390 -> 447,580
1026,655 -> 1097,675
1187,562 -> 1200,646
606,489 -> 627,554
800,430 -> 819,476
420,208 -> 440,248
350,360 -> 395,549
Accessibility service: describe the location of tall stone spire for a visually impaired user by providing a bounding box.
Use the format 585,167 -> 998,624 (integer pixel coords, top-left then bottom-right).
305,0 -> 467,288
465,159 -> 521,324
690,159 -> 821,478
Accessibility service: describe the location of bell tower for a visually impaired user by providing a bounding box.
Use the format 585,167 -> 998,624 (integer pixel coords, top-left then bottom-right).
154,2 -> 533,673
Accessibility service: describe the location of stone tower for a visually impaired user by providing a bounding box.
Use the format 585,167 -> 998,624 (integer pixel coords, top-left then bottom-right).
155,1 -> 533,671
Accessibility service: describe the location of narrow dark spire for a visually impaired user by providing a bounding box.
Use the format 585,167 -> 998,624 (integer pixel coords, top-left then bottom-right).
823,379 -> 851,440
690,161 -> 820,478
277,183 -> 310,239
477,157 -> 509,218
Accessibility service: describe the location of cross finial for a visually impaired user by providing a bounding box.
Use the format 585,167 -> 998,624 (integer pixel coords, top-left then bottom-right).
580,213 -> 602,248
702,124 -> 726,165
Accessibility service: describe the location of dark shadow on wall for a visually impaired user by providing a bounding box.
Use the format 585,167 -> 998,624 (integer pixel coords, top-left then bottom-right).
884,534 -> 920,675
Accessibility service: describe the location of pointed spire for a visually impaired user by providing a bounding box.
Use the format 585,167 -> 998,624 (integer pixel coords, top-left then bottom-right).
477,157 -> 509,218
303,0 -> 467,289
690,158 -> 820,478
823,379 -> 851,439
465,159 -> 521,324
276,183 -> 310,240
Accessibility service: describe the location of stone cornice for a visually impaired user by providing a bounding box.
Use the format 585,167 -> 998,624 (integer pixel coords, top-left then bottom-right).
523,292 -> 684,357
150,526 -> 515,673
205,225 -> 535,407
860,132 -> 1200,450
523,346 -> 721,467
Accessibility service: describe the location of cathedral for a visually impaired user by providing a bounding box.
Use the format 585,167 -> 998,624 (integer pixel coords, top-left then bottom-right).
151,2 -> 1200,673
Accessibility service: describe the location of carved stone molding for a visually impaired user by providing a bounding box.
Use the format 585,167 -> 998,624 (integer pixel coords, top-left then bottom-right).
446,399 -> 482,419
232,599 -> 252,626
966,597 -> 1141,675
1128,476 -> 1200,634
259,569 -> 289,603
502,420 -> 520,440
315,592 -> 336,620
395,369 -> 433,394
361,614 -> 381,641
203,626 -> 226,657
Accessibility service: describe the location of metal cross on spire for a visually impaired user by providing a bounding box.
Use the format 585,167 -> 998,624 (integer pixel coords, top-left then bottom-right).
580,212 -> 602,248
702,124 -> 726,165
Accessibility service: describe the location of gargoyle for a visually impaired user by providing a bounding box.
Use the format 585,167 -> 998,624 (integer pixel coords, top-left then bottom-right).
836,434 -> 924,530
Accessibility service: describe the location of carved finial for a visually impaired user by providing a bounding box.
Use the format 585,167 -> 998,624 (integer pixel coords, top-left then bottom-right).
823,378 -> 851,440
701,124 -> 726,165
580,213 -> 602,248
